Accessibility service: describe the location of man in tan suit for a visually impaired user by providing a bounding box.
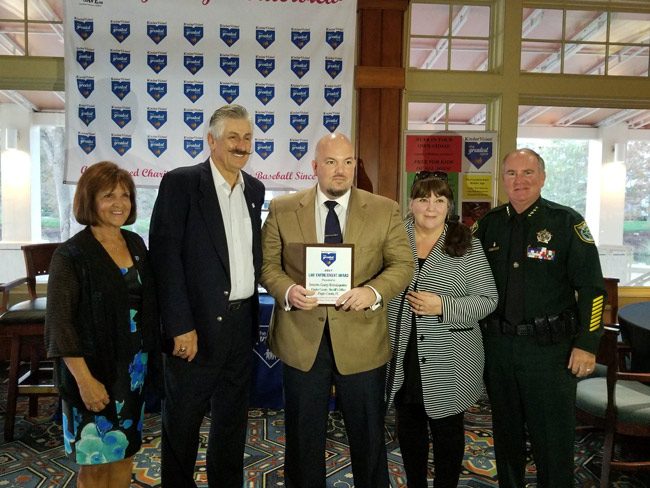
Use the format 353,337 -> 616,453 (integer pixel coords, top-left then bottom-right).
261,132 -> 413,487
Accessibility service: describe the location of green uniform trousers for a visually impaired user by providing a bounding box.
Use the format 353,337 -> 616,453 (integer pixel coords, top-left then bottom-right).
484,334 -> 577,488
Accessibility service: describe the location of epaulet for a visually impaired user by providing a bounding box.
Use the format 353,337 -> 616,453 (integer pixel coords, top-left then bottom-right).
540,198 -> 582,219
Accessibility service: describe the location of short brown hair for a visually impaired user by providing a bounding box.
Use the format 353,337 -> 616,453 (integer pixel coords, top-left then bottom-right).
73,161 -> 137,226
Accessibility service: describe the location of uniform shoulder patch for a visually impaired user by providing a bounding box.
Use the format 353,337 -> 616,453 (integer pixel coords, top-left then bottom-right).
574,221 -> 595,244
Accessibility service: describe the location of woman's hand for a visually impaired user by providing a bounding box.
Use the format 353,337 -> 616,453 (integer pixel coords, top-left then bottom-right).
77,376 -> 111,413
63,357 -> 110,413
406,291 -> 443,316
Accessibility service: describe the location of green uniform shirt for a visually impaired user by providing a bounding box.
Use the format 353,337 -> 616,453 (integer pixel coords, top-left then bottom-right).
472,197 -> 605,353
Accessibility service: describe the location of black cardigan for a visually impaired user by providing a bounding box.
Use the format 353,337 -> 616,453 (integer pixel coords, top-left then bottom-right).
44,227 -> 161,407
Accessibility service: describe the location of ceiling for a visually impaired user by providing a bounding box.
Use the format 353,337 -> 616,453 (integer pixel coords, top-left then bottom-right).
2,3 -> 650,128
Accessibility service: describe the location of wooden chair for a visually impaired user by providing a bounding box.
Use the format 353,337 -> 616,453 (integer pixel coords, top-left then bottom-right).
576,326 -> 650,487
603,277 -> 620,326
0,243 -> 60,441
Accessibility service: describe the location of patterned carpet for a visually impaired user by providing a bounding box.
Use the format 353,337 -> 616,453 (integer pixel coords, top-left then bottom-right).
1,386 -> 649,486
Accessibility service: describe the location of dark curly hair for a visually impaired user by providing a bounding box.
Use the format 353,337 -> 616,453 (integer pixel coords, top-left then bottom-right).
410,177 -> 472,257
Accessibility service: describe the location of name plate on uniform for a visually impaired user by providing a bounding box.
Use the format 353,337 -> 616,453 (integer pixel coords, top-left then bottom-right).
304,244 -> 354,305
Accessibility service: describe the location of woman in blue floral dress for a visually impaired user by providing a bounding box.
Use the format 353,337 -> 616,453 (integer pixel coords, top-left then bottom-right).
45,162 -> 159,488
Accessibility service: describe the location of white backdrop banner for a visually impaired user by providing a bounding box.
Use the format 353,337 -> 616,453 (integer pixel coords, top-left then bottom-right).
64,0 -> 356,189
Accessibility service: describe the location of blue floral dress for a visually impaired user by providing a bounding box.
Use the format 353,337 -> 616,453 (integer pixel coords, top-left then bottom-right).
61,266 -> 148,465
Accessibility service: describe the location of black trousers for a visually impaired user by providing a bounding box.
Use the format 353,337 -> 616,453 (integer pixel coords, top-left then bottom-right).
161,303 -> 254,488
484,334 -> 576,488
283,330 -> 389,488
396,402 -> 465,488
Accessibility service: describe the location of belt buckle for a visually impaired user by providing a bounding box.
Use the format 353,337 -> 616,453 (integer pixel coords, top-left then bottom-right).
516,324 -> 532,336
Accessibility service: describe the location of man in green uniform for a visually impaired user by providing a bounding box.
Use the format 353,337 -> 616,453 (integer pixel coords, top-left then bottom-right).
472,148 -> 605,488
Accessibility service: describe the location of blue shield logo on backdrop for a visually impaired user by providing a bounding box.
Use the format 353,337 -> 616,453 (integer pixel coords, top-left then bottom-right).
147,81 -> 167,101
321,252 -> 336,267
324,86 -> 342,106
110,22 -> 130,43
147,109 -> 167,129
219,84 -> 239,103
464,141 -> 493,169
78,106 -> 95,127
289,140 -> 308,160
147,53 -> 167,73
147,23 -> 167,44
220,26 -> 240,46
110,51 -> 130,72
290,114 -> 308,133
76,49 -> 94,69
111,108 -> 132,128
326,59 -> 343,79
74,19 -> 93,40
111,80 -> 130,100
77,78 -> 94,98
290,86 -> 309,106
256,57 -> 275,78
291,30 -> 310,49
184,54 -> 204,75
255,113 -> 274,133
323,113 -> 340,133
256,29 -> 275,49
255,141 -> 274,160
112,136 -> 132,156
255,85 -> 275,105
183,82 -> 204,103
326,30 -> 344,49
148,137 -> 167,157
111,51 -> 131,72
220,56 -> 239,76
184,138 -> 203,158
291,58 -> 310,79
184,25 -> 204,46
78,134 -> 95,154
184,111 -> 204,131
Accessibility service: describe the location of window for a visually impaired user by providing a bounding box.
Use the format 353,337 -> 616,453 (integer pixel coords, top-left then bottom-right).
521,8 -> 650,76
517,106 -> 650,286
409,3 -> 492,71
408,102 -> 488,131
0,0 -> 64,57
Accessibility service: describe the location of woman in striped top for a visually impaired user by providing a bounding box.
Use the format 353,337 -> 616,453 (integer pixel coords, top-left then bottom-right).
386,173 -> 498,488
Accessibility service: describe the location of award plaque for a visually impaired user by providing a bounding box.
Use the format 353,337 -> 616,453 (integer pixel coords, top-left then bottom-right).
304,244 -> 354,305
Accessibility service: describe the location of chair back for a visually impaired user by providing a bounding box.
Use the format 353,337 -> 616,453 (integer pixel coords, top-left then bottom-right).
21,243 -> 60,299
604,277 -> 619,325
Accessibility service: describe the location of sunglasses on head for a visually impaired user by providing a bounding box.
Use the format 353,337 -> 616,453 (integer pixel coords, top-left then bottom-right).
414,170 -> 448,182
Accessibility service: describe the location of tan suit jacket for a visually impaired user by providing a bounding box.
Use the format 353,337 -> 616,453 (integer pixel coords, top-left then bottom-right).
261,186 -> 414,374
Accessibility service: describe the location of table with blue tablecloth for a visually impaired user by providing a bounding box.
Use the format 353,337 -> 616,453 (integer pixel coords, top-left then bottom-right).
250,293 -> 284,409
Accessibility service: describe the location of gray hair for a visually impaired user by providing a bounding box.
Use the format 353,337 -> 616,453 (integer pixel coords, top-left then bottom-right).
502,148 -> 546,172
208,104 -> 252,139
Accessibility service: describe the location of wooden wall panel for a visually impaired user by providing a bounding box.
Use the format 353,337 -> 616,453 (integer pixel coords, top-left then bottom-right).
355,0 -> 408,201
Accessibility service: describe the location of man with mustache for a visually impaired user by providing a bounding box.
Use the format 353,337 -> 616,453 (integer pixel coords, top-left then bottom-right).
149,104 -> 265,487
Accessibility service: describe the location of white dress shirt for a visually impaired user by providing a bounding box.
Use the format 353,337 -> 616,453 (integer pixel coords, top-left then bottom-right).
314,186 -> 351,242
209,158 -> 255,300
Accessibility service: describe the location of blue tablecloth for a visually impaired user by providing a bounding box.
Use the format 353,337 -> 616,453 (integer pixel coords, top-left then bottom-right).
250,294 -> 284,409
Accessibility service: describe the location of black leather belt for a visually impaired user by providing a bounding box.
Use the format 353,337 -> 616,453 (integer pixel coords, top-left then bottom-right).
228,297 -> 253,311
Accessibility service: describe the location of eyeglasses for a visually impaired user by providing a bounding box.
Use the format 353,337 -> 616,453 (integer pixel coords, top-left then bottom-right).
414,170 -> 448,182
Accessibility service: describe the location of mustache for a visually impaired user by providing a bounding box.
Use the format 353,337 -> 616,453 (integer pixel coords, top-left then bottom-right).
230,149 -> 253,156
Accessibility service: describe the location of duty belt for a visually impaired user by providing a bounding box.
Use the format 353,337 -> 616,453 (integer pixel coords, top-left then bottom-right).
480,310 -> 579,343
